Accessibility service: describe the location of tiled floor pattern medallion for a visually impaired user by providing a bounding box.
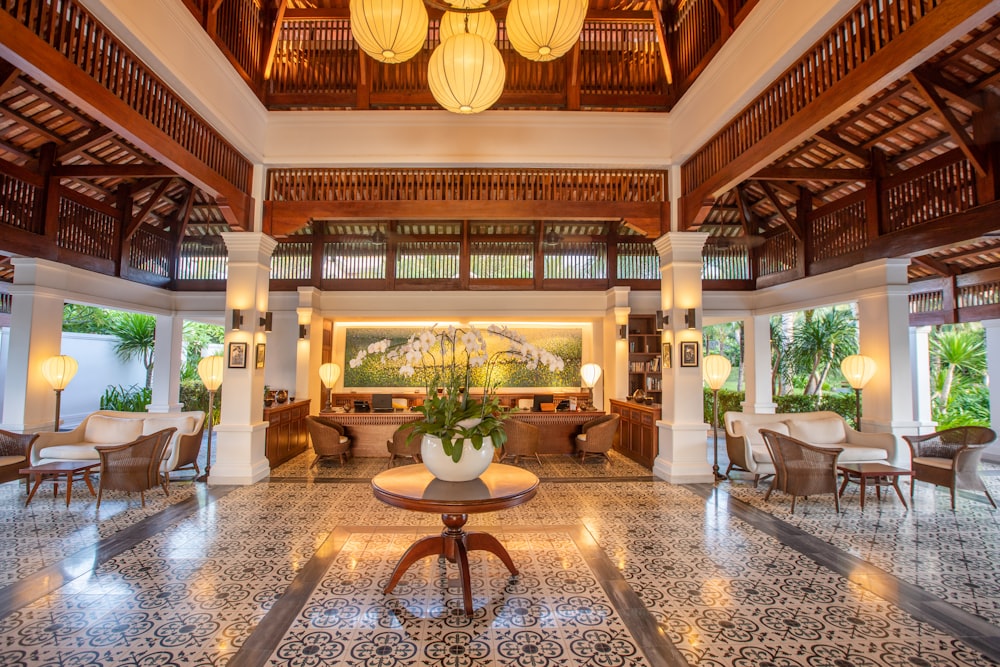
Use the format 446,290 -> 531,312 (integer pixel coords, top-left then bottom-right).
263,529 -> 656,667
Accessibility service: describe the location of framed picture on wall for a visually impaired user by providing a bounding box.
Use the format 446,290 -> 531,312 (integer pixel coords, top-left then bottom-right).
680,341 -> 699,368
255,343 -> 266,369
228,342 -> 248,369
662,342 -> 672,369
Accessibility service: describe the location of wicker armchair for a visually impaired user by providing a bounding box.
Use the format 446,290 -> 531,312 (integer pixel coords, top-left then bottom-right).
387,422 -> 422,468
903,427 -> 997,510
575,414 -> 620,462
0,430 -> 38,491
760,429 -> 842,514
306,416 -> 352,468
500,419 -> 541,464
96,428 -> 175,508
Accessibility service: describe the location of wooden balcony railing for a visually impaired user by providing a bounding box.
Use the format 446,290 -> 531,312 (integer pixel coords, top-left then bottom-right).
3,0 -> 252,194
682,0 -> 944,198
884,150 -> 977,233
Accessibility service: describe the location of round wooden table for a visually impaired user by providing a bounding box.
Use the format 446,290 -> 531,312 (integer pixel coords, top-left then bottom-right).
371,463 -> 539,615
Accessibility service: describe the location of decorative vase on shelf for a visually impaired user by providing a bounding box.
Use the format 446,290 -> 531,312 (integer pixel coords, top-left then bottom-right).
275,389 -> 288,404
420,433 -> 494,482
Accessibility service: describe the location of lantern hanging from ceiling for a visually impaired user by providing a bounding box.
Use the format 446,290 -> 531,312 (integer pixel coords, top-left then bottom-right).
439,10 -> 498,44
349,0 -> 429,63
427,32 -> 506,114
504,0 -> 588,62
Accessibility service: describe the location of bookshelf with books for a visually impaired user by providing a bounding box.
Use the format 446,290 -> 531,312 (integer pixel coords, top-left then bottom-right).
627,314 -> 662,404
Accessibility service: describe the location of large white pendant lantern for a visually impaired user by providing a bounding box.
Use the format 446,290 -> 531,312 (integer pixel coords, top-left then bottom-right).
349,0 -> 428,63
439,10 -> 498,44
427,32 -> 506,114
504,0 -> 588,62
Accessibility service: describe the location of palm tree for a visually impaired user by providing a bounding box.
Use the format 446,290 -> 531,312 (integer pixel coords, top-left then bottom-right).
107,312 -> 156,389
930,326 -> 986,410
789,307 -> 858,396
770,316 -> 793,396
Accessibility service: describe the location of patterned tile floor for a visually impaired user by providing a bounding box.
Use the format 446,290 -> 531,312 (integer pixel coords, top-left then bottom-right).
0,448 -> 998,666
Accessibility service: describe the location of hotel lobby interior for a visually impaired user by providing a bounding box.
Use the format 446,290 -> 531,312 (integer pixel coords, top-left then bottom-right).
3,0 -> 1000,665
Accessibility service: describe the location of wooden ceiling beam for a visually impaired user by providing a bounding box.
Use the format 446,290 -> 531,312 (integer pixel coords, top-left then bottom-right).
55,127 -> 115,160
753,167 -> 871,181
0,62 -> 19,94
52,164 -> 176,178
263,0 -> 288,81
125,178 -> 172,241
757,180 -> 803,242
911,65 -> 985,111
909,71 -> 989,176
911,254 -> 958,276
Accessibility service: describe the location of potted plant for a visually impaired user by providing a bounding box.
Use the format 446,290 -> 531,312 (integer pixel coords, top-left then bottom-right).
349,324 -> 565,480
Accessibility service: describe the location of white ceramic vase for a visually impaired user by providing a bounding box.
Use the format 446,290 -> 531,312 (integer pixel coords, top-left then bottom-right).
421,433 -> 494,481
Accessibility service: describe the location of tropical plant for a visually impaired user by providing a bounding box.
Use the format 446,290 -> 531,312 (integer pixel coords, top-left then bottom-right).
106,312 -> 157,389
99,384 -> 152,412
788,307 -> 858,396
349,325 -> 565,461
930,325 -> 985,411
703,321 -> 743,391
770,315 -> 794,396
181,321 -> 224,381
62,304 -> 114,333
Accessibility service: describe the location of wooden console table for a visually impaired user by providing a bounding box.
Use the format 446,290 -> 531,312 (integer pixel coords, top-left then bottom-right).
264,400 -> 311,467
609,399 -> 659,468
319,410 -> 603,458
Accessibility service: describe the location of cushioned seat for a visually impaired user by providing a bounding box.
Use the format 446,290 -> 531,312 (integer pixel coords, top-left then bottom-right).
500,419 -> 541,464
307,416 -> 352,467
575,414 -> 620,462
761,429 -> 842,514
96,428 -> 176,508
904,427 -> 997,510
387,422 -> 421,468
0,430 -> 38,491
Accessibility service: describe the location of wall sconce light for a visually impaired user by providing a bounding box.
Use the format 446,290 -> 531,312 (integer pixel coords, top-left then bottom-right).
298,324 -> 308,339
617,324 -> 628,340
259,311 -> 273,332
655,310 -> 668,331
231,309 -> 243,330
685,308 -> 697,329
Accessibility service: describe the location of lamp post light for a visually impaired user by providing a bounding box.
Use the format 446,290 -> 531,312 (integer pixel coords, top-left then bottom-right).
841,354 -> 876,430
41,355 -> 78,431
319,363 -> 341,412
196,356 -> 224,483
580,363 -> 602,410
703,354 -> 732,483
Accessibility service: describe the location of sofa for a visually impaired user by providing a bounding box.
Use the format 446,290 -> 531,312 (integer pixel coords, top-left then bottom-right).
31,410 -> 206,480
723,410 -> 900,486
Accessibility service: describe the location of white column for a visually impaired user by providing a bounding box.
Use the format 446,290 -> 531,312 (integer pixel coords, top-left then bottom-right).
147,313 -> 184,413
742,312 -> 776,414
0,282 -> 65,432
211,232 -> 277,486
652,232 -> 713,484
855,259 -> 919,467
909,325 -> 936,434
983,319 -> 1000,461
297,287 -> 324,413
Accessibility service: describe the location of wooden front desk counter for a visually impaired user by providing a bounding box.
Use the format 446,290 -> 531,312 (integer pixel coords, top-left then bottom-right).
319,410 -> 604,458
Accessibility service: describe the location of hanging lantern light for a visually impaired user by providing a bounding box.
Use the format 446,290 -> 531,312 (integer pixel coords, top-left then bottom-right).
440,10 -> 498,44
504,0 -> 588,62
427,32 -> 506,114
349,0 -> 428,63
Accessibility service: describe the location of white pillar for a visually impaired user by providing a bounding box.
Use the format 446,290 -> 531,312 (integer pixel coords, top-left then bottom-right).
855,259 -> 919,467
297,287 -> 324,413
211,232 -> 277,486
652,232 -> 713,484
983,319 -> 1000,461
909,325 -> 936,435
0,280 -> 65,432
147,313 -> 184,413
742,313 -> 776,414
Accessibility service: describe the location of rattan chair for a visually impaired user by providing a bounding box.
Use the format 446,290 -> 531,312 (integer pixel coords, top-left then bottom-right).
0,429 -> 38,491
760,429 -> 842,514
306,416 -> 352,468
387,422 -> 422,468
96,428 -> 175,508
575,414 -> 620,462
500,419 -> 541,464
903,426 -> 997,510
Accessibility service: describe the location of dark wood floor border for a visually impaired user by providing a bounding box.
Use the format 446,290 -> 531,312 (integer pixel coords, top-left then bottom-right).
687,483 -> 1000,662
226,524 -> 689,667
0,483 -> 235,620
268,475 -> 660,484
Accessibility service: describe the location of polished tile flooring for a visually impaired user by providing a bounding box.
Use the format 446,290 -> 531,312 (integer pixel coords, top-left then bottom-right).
0,447 -> 999,666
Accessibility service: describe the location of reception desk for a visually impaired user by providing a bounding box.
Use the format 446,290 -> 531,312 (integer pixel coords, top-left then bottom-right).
319,410 -> 603,458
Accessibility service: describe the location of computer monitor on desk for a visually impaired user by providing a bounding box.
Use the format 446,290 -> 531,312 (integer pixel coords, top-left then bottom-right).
532,394 -> 554,412
372,394 -> 394,413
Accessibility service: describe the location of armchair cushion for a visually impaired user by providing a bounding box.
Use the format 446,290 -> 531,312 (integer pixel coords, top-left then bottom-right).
85,416 -> 144,444
142,416 -> 196,437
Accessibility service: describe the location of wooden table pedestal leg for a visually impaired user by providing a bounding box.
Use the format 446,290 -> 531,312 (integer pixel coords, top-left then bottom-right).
383,513 -> 518,616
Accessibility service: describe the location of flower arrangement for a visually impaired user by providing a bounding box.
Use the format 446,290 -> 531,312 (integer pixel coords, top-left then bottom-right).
349,324 -> 565,462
